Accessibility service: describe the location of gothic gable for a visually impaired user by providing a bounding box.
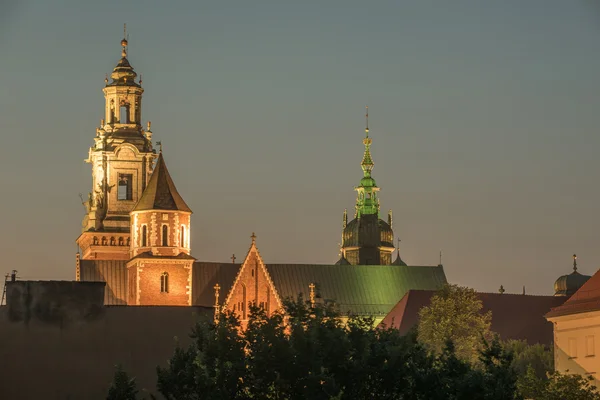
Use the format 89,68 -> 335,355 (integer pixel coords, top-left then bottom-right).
223,236 -> 282,321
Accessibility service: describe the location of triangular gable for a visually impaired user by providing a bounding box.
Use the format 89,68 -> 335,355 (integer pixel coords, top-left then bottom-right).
223,235 -> 283,318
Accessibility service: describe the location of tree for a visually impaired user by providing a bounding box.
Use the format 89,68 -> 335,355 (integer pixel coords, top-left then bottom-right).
107,364 -> 139,400
504,339 -> 553,379
154,296 -> 527,399
156,311 -> 246,400
518,367 -> 600,400
417,284 -> 492,363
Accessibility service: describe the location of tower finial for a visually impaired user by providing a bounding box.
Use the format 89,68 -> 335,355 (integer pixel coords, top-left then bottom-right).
365,105 -> 369,136
121,23 -> 128,58
251,232 -> 256,244
439,250 -> 443,266
573,254 -> 578,272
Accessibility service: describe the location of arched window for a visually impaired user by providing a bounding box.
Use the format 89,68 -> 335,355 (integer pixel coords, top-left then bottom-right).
162,225 -> 169,246
180,225 -> 185,247
120,105 -> 128,124
160,272 -> 169,293
242,284 -> 247,319
141,225 -> 147,247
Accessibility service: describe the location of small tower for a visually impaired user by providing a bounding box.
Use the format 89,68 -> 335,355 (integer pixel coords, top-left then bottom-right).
127,152 -> 194,306
77,27 -> 156,261
339,108 -> 395,265
554,254 -> 591,297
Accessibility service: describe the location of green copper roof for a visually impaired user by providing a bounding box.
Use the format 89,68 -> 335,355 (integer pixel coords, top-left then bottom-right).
354,126 -> 380,218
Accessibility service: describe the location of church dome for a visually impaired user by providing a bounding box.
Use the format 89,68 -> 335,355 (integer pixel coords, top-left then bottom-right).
554,255 -> 591,297
342,214 -> 394,248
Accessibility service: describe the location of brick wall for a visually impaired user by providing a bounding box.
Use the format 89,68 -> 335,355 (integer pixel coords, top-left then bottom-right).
135,261 -> 192,306
131,211 -> 191,257
226,250 -> 279,322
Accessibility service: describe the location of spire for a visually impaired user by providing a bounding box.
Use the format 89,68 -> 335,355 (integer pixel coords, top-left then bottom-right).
354,107 -> 380,218
392,238 -> 407,266
573,254 -> 578,272
133,152 -> 192,212
361,106 -> 374,178
121,23 -> 128,58
107,24 -> 139,87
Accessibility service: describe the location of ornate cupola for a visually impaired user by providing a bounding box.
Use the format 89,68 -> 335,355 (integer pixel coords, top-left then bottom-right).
337,108 -> 395,266
554,254 -> 591,297
77,26 -> 156,261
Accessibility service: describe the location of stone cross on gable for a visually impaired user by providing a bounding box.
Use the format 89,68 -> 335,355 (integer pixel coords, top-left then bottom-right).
231,254 -> 236,263
251,232 -> 256,244
309,283 -> 316,307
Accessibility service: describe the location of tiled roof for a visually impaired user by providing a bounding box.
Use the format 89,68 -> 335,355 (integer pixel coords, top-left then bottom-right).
547,268 -> 600,318
380,290 -> 566,346
192,262 -> 447,316
192,262 -> 241,307
80,260 -> 128,305
133,153 -> 191,212
266,264 -> 447,316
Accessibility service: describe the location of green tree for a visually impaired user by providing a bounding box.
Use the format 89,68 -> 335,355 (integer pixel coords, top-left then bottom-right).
155,296 -> 527,399
417,284 -> 492,363
518,367 -> 600,400
107,364 -> 138,400
156,311 -> 246,400
504,339 -> 553,379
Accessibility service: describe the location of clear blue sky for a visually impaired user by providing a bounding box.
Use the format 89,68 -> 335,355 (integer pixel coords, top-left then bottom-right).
2,0 -> 600,295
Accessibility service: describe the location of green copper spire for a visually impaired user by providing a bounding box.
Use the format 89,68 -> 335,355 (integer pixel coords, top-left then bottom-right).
354,106 -> 381,218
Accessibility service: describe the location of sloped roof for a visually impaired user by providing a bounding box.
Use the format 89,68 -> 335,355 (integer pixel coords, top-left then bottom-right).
266,264 -> 447,317
192,262 -> 241,307
547,268 -> 600,318
191,262 -> 447,316
134,153 -> 191,212
79,260 -> 128,305
381,290 -> 566,345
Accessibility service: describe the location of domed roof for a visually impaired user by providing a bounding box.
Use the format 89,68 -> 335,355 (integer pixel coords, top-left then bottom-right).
359,176 -> 377,188
106,37 -> 141,87
342,214 -> 394,248
554,255 -> 591,296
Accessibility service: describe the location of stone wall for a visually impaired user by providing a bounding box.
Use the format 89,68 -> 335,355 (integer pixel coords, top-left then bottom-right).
0,281 -> 211,399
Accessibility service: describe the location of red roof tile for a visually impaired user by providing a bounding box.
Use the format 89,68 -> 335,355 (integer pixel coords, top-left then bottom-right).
379,290 -> 566,346
546,268 -> 600,318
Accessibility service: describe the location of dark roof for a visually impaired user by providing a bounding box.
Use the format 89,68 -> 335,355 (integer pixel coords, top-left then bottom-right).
547,268 -> 600,318
553,270 -> 591,296
134,153 -> 191,212
343,214 -> 394,248
80,260 -> 127,305
381,290 -> 567,346
129,251 -> 196,261
266,264 -> 447,316
392,253 -> 408,266
335,256 -> 351,265
192,262 -> 241,307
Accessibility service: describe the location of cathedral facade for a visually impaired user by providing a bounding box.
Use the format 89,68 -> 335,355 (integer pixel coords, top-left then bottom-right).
77,33 -> 447,323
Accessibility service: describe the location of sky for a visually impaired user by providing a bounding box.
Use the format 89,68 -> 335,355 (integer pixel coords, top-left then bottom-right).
1,0 -> 600,295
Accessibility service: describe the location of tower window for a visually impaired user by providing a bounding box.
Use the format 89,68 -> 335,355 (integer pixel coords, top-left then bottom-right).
141,225 -> 147,247
180,225 -> 186,247
120,105 -> 129,124
118,174 -> 133,200
160,272 -> 169,293
162,225 -> 169,246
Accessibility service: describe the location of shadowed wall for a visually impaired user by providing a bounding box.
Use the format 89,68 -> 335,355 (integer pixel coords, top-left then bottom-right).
0,281 -> 211,400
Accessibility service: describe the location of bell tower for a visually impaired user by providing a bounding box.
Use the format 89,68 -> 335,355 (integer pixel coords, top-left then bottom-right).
77,26 -> 157,260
